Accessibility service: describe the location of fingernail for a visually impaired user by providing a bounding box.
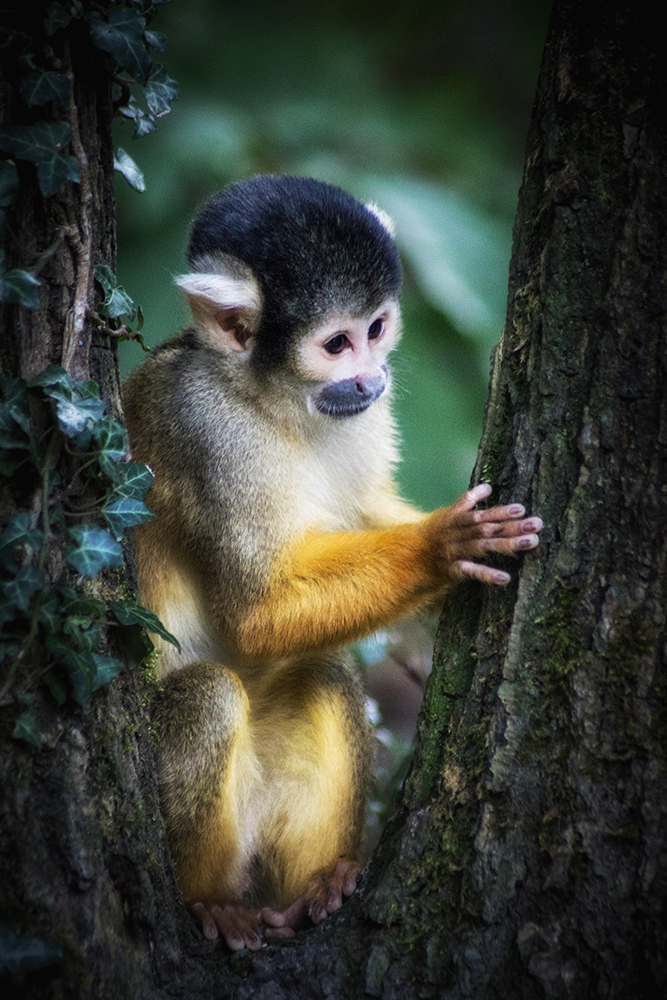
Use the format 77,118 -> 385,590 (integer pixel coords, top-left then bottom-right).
508,505 -> 524,516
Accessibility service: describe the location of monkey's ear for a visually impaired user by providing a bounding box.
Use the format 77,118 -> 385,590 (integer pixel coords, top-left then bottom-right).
174,273 -> 262,352
365,203 -> 395,237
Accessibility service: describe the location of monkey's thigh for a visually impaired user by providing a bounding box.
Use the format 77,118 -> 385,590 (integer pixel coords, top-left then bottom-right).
252,651 -> 374,908
150,661 -> 260,903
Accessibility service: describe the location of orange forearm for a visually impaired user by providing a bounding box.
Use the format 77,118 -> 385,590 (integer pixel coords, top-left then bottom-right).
233,519 -> 444,660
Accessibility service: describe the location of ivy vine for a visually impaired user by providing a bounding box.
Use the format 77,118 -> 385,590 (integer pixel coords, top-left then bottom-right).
0,365 -> 180,748
0,0 -> 180,748
0,0 -> 178,322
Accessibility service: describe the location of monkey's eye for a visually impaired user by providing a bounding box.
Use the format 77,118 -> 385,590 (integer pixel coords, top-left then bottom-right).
368,318 -> 384,340
324,334 -> 349,355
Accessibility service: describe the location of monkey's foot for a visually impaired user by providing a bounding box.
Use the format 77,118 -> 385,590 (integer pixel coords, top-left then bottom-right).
306,859 -> 362,925
190,899 -> 295,951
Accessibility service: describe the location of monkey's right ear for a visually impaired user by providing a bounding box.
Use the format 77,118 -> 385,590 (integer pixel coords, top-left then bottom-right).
174,273 -> 262,352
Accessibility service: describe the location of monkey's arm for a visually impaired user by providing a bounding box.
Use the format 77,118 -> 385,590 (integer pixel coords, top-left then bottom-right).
223,485 -> 542,661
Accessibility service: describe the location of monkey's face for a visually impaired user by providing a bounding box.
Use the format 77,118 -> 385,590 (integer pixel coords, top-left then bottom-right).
298,300 -> 400,420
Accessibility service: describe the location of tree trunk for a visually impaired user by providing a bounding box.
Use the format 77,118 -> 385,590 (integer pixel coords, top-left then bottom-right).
0,8 -> 195,998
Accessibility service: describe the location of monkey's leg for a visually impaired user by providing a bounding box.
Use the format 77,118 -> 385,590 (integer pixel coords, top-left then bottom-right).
151,662 -> 290,949
248,651 -> 374,924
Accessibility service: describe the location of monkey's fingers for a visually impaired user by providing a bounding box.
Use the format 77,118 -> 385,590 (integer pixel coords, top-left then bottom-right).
190,900 -> 264,951
307,860 -> 362,925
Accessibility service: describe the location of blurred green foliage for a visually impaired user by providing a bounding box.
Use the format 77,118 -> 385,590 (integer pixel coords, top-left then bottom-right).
115,0 -> 551,510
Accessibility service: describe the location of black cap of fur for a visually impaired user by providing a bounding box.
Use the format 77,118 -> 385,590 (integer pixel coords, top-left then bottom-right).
187,175 -> 401,367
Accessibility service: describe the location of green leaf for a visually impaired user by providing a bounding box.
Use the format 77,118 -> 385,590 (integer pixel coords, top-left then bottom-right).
19,70 -> 71,111
28,364 -> 76,401
0,121 -> 72,164
0,269 -> 41,310
144,30 -> 167,52
63,615 -> 103,653
62,648 -> 97,706
90,652 -> 124,691
88,8 -> 151,85
103,497 -> 155,540
0,378 -> 30,448
118,96 -> 156,138
0,122 -> 80,198
1,565 -> 43,613
110,599 -> 180,650
54,395 -> 106,448
38,594 -> 62,634
113,147 -> 146,192
0,161 -> 19,207
43,670 -> 67,705
37,151 -> 80,198
0,513 -> 43,571
144,63 -> 179,118
59,588 -> 106,618
94,263 -> 138,321
12,705 -> 43,749
45,2 -> 75,36
66,524 -> 123,577
113,462 -> 154,500
92,416 -> 128,477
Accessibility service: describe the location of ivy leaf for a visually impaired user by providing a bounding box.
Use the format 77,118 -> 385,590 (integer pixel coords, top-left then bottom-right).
0,161 -> 19,207
113,148 -> 145,192
28,364 -> 76,401
0,378 -> 30,448
113,462 -> 154,500
37,154 -> 80,199
12,704 -> 43,749
43,670 -> 68,706
45,2 -> 76,36
110,599 -> 180,650
88,8 -> 151,85
66,525 -> 123,577
95,264 -> 138,321
63,616 -> 103,653
118,96 -> 156,138
143,63 -> 179,117
90,653 -> 124,691
19,70 -> 71,111
0,513 -> 43,571
92,416 -> 129,478
59,587 -> 107,618
38,594 -> 62,634
0,121 -> 72,164
0,122 -> 80,198
1,565 -> 43,613
54,395 -> 106,449
144,30 -> 167,52
0,269 -> 41,310
103,497 -> 155,540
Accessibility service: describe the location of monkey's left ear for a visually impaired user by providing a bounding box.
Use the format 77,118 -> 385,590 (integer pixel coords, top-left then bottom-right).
174,272 -> 262,352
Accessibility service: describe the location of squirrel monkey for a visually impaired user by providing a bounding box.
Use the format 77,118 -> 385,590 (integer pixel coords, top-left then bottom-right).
124,175 -> 543,951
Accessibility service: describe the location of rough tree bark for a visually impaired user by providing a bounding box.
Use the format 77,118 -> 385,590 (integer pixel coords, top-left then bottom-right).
2,1 -> 666,998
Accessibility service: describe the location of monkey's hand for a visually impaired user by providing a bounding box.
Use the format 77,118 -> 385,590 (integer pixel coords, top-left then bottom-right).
190,899 -> 295,951
305,859 -> 362,925
426,483 -> 543,587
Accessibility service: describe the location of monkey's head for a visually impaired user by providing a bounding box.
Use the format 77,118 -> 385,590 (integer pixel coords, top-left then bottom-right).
175,175 -> 402,419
